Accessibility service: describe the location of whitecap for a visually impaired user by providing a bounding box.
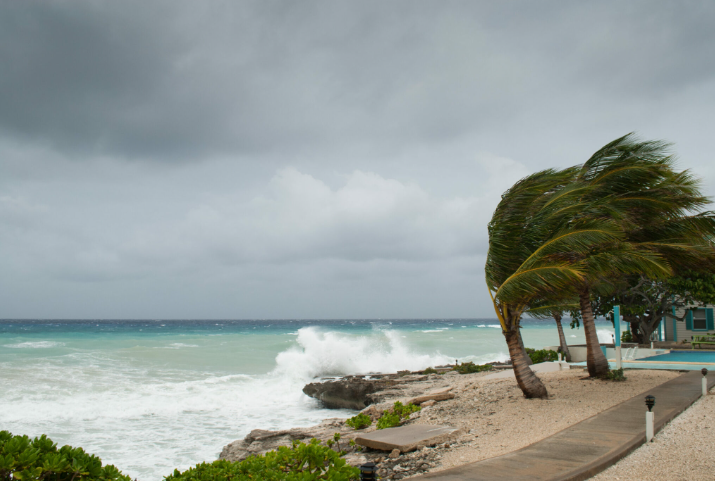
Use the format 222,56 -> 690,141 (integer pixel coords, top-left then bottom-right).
3,341 -> 65,349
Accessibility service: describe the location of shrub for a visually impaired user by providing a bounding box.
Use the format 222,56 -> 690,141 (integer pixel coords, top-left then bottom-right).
0,431 -> 130,481
165,438 -> 360,481
604,368 -> 627,382
452,362 -> 493,374
422,367 -> 438,374
525,348 -> 558,364
621,331 -> 633,343
376,401 -> 421,430
345,413 -> 372,430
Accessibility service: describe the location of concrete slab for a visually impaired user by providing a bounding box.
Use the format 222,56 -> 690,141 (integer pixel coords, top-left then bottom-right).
355,424 -> 462,453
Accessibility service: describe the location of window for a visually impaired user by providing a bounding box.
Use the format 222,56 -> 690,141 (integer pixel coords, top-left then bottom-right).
693,309 -> 707,330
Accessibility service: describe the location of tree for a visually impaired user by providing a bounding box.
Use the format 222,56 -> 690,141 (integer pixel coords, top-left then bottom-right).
527,301 -> 580,362
486,166 -> 610,398
540,134 -> 713,376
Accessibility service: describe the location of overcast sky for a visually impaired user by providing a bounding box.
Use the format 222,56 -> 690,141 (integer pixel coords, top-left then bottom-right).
1,1 -> 714,319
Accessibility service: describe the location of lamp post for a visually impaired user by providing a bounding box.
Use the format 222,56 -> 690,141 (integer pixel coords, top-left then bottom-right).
614,306 -> 622,369
360,462 -> 377,481
702,368 -> 709,397
645,395 -> 655,442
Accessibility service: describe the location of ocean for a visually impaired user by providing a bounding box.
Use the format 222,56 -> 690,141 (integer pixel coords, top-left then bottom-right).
0,318 -> 615,480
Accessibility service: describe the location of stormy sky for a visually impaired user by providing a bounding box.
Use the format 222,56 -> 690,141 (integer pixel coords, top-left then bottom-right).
1,1 -> 714,319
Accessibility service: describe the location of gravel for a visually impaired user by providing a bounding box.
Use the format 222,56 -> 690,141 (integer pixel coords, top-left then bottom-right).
590,386 -> 715,480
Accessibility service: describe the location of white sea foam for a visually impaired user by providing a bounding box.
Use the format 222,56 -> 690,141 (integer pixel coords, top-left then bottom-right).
419,329 -> 447,333
597,329 -> 615,344
273,327 -> 452,379
3,341 -> 65,349
158,343 -> 199,349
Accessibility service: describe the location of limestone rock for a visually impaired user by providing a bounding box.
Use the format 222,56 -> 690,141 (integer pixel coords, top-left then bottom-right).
389,448 -> 401,458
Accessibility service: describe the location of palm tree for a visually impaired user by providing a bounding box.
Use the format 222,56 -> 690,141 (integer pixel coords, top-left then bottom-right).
486,167 -> 604,398
527,301 -> 578,362
541,134 -> 713,376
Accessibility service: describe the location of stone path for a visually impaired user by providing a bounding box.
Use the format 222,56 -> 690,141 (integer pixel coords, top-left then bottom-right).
415,370 -> 715,480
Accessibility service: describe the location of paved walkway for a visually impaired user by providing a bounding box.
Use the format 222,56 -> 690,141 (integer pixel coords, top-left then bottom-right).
417,370 -> 715,480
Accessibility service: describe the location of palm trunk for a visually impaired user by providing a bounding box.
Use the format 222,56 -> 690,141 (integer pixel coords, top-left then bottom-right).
517,329 -> 533,365
579,286 -> 609,377
504,328 -> 548,399
554,313 -> 572,362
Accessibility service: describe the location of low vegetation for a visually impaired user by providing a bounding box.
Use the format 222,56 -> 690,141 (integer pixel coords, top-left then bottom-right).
345,413 -> 372,430
0,431 -> 131,481
452,362 -> 493,374
165,438 -> 360,481
376,401 -> 421,430
526,348 -> 558,364
604,368 -> 627,382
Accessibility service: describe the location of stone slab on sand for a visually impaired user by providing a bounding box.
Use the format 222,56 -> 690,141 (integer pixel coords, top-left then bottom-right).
355,424 -> 461,453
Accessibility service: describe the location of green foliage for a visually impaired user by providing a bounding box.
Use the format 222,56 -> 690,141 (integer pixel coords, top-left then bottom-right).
376,401 -> 421,430
422,367 -> 438,374
0,431 -> 130,481
452,362 -> 493,374
345,413 -> 372,430
604,368 -> 627,382
164,438 -> 360,481
621,331 -> 633,343
525,348 -> 558,364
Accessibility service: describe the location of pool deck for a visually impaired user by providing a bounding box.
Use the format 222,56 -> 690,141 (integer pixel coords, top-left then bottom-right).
416,370 -> 714,480
575,349 -> 715,371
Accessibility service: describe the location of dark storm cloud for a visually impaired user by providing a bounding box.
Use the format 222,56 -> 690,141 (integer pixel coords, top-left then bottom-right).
2,1 -> 714,161
1,1 -> 714,318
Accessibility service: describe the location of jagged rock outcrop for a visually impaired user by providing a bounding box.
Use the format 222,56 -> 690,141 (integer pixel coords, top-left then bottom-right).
302,378 -> 398,409
302,374 -> 433,409
219,418 -> 359,462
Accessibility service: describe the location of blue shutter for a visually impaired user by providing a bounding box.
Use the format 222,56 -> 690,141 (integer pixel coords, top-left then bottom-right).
707,308 -> 714,331
686,310 -> 693,330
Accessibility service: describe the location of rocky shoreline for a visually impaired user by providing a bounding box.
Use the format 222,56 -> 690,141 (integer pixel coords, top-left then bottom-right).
220,366 -> 680,480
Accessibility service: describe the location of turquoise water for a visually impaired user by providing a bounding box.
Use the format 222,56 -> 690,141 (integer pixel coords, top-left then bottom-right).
0,319 -> 612,480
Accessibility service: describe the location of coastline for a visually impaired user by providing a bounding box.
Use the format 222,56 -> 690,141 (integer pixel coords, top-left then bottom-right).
220,366 -> 680,479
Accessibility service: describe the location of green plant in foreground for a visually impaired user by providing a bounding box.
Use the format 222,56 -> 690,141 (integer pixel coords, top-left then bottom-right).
376,401 -> 421,430
345,413 -> 372,430
452,362 -> 493,374
604,368 -> 627,382
0,430 -> 130,481
525,348 -> 559,364
165,438 -> 360,481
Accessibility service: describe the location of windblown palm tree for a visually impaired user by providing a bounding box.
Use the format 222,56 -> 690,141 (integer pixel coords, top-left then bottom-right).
487,134 -> 713,387
547,135 -> 714,376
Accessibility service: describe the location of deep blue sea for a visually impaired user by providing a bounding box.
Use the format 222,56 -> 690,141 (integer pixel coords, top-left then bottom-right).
0,318 -> 614,480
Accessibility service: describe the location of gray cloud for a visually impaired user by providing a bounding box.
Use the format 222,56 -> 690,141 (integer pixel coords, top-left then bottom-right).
0,1 -> 714,318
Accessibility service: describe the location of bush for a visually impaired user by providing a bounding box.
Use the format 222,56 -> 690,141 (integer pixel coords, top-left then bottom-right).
604,368 -> 627,382
621,331 -> 633,343
345,413 -> 372,430
165,438 -> 360,481
525,348 -> 558,364
376,401 -> 421,430
0,431 -> 130,481
422,367 -> 439,374
452,362 -> 493,374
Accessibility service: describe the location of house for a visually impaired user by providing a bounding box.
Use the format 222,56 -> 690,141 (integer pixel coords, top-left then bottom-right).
663,304 -> 715,342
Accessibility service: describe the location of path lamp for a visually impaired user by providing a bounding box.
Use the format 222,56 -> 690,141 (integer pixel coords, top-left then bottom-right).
360,462 -> 377,481
645,395 -> 655,442
703,368 -> 709,397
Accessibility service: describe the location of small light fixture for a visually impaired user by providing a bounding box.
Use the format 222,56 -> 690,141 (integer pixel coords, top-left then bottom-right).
702,368 -> 708,377
360,462 -> 378,481
645,395 -> 655,412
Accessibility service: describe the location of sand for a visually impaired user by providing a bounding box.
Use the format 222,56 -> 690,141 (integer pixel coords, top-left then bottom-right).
390,368 -> 681,478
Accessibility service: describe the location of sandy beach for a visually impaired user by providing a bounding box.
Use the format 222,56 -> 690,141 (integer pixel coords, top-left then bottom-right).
396,368 -> 680,477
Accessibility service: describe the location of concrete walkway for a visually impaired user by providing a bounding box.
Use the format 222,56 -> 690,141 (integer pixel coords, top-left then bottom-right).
417,370 -> 715,480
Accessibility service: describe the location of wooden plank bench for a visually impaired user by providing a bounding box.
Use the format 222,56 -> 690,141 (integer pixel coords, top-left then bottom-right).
691,334 -> 715,349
